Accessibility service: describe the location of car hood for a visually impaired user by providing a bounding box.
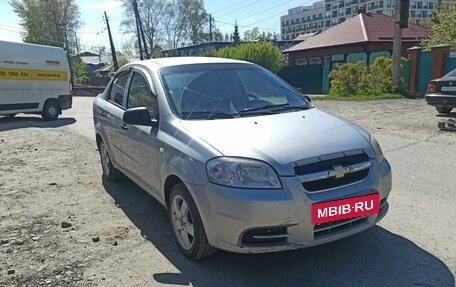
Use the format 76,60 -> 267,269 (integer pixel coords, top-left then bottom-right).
179,108 -> 373,175
433,76 -> 456,82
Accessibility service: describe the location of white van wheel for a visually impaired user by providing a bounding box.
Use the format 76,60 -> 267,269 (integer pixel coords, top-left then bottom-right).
41,100 -> 60,121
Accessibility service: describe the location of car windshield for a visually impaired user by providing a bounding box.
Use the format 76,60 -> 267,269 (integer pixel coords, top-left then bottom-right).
160,63 -> 312,120
444,68 -> 456,78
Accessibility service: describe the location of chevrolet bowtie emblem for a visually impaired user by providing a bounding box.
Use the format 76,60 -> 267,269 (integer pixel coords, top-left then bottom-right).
331,164 -> 347,179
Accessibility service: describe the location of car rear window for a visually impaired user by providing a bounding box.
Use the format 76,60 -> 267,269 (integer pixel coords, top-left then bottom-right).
445,68 -> 456,78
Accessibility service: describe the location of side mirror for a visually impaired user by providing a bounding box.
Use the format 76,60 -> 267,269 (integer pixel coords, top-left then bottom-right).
123,107 -> 158,127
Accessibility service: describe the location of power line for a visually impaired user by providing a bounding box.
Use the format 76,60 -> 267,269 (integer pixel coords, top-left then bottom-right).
216,0 -> 262,18
237,0 -> 299,22
213,0 -> 315,34
214,20 -> 280,32
0,24 -> 115,35
247,0 -> 316,27
211,0 -> 256,15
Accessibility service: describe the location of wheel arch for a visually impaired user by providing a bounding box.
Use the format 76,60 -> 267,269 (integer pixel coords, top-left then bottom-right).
43,98 -> 61,114
164,175 -> 184,208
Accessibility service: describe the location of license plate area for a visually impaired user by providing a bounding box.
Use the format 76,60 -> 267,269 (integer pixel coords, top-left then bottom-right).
312,193 -> 380,224
441,86 -> 456,92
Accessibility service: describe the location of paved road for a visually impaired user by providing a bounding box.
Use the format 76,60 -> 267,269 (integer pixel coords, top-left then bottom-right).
2,96 -> 454,286
64,96 -> 96,141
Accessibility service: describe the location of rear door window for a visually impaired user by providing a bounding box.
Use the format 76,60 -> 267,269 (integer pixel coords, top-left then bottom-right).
108,71 -> 130,107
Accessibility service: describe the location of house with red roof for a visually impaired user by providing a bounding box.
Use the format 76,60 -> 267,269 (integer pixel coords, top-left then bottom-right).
283,9 -> 432,68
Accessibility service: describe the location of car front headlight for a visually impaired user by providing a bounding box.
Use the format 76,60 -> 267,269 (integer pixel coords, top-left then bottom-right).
370,135 -> 385,164
207,157 -> 281,189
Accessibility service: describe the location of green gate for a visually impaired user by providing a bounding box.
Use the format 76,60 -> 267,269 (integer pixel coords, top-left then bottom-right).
278,64 -> 325,94
417,51 -> 431,94
446,52 -> 456,73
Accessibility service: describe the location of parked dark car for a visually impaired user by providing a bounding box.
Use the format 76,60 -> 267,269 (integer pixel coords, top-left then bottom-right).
425,68 -> 456,114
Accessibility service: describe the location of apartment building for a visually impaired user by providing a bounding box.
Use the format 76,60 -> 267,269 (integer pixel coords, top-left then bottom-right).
281,2 -> 326,41
281,0 -> 449,40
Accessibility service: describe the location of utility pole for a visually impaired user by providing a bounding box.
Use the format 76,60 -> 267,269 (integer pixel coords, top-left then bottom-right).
133,0 -> 150,59
133,0 -> 145,60
138,16 -> 150,59
104,11 -> 119,71
392,0 -> 409,88
209,14 -> 213,42
133,0 -> 143,60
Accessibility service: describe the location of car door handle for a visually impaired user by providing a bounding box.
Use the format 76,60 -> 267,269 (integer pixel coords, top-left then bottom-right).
120,123 -> 128,130
99,110 -> 107,117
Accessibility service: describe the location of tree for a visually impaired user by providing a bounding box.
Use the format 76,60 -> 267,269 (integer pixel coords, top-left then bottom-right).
9,0 -> 81,55
329,57 -> 407,97
421,3 -> 456,50
207,42 -> 284,73
70,57 -> 88,85
116,52 -> 130,67
163,0 -> 187,48
89,46 -> 108,55
233,22 -> 240,43
121,0 -> 169,55
122,0 -> 210,49
213,28 -> 224,42
243,27 -> 260,41
184,0 -> 210,44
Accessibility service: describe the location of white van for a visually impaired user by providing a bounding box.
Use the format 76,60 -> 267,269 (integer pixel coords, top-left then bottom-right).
0,40 -> 72,120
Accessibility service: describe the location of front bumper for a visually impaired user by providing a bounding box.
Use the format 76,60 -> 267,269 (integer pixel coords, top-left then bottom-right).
425,93 -> 456,108
188,159 -> 392,254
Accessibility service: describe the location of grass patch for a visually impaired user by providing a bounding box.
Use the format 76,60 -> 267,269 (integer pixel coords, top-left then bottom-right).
316,93 -> 405,101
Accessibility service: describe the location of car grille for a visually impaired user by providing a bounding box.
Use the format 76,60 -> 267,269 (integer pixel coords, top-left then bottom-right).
314,216 -> 369,239
294,152 -> 371,193
313,197 -> 388,239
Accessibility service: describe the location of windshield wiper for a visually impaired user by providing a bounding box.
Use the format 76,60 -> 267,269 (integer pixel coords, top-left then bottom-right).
240,104 -> 288,114
182,111 -> 236,120
239,103 -> 310,115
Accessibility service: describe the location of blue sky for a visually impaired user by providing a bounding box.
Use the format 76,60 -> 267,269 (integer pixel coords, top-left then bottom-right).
0,0 -> 314,51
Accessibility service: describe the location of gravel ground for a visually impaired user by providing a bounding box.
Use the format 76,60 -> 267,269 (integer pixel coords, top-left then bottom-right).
314,98 -> 455,145
0,97 -> 454,287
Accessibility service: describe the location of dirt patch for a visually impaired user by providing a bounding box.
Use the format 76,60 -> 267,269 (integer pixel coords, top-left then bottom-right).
314,98 -> 455,145
0,128 -> 145,286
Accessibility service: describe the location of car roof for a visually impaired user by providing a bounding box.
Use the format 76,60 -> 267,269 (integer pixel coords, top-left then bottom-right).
128,57 -> 253,70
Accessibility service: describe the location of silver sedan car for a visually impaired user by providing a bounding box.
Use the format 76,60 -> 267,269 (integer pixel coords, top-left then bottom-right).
93,57 -> 392,260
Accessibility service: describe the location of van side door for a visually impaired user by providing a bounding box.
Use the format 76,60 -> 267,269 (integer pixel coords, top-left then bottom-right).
0,51 -> 35,112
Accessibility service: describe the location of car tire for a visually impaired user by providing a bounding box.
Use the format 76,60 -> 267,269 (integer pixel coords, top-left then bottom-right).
169,183 -> 216,260
41,100 -> 60,121
98,140 -> 122,181
436,107 -> 453,114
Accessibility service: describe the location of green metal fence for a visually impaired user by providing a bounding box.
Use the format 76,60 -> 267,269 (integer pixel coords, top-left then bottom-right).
401,59 -> 410,90
279,50 -> 408,95
278,64 -> 326,94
